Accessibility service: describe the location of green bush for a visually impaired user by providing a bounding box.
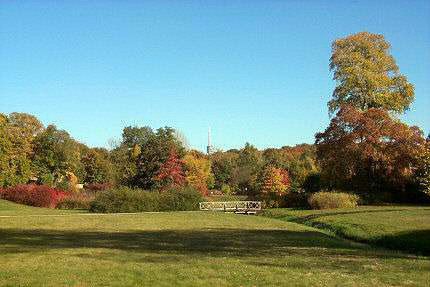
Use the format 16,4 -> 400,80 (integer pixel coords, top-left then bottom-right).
89,186 -> 202,213
308,191 -> 359,209
220,184 -> 232,195
57,198 -> 91,210
259,192 -> 284,208
204,194 -> 248,202
159,186 -> 202,211
283,188 -> 309,208
89,187 -> 158,213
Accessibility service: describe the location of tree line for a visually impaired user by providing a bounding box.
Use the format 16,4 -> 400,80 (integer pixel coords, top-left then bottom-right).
1,31 -> 429,205
0,114 -> 316,203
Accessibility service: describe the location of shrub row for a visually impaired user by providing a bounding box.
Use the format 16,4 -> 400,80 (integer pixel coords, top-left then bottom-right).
0,184 -> 69,208
89,186 -> 203,213
56,192 -> 95,210
308,191 -> 359,209
83,183 -> 113,191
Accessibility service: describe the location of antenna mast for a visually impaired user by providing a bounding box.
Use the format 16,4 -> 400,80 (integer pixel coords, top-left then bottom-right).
207,127 -> 212,155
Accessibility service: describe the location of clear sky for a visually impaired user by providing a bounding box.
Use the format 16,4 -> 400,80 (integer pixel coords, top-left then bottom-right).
1,0 -> 429,151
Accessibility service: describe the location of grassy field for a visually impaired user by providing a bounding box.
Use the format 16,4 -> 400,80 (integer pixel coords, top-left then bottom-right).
0,199 -> 84,216
0,200 -> 429,286
261,206 -> 430,256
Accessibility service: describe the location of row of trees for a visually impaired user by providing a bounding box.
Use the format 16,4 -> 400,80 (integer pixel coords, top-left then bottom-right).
109,125 -> 317,198
0,112 -> 317,203
210,143 -> 317,196
0,112 -> 113,189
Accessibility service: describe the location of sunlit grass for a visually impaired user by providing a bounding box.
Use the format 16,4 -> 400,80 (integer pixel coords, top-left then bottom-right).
0,199 -> 84,216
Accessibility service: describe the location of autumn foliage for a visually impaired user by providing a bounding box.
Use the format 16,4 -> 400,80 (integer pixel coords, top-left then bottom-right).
0,184 -> 69,208
415,140 -> 430,195
329,32 -> 414,114
153,149 -> 185,190
183,152 -> 214,195
260,166 -> 290,194
315,106 -> 426,195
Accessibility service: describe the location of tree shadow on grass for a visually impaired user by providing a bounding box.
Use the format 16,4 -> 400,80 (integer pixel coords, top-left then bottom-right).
284,208 -> 430,223
373,229 -> 430,256
263,208 -> 430,256
0,227 -> 425,262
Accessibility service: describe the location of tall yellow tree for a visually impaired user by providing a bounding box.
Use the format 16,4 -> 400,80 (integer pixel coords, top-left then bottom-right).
329,32 -> 414,114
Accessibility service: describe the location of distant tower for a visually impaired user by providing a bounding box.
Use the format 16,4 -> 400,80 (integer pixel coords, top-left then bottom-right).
207,127 -> 212,155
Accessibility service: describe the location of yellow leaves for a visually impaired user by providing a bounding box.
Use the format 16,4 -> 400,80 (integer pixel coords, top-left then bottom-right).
131,144 -> 141,159
260,166 -> 288,194
183,152 -> 214,193
329,32 -> 413,114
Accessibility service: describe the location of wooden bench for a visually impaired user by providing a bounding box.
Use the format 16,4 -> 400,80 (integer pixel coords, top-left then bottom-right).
199,201 -> 262,214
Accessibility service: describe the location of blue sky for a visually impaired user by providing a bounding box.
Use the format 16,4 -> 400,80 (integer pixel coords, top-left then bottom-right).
1,0 -> 429,151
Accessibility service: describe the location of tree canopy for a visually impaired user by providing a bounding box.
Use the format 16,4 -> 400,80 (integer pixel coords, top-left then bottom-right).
32,125 -> 81,185
183,151 -> 214,194
328,32 -> 414,114
315,106 -> 425,194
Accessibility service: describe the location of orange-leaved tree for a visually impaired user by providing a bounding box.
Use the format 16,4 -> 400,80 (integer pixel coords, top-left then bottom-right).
260,166 -> 290,195
315,106 -> 425,195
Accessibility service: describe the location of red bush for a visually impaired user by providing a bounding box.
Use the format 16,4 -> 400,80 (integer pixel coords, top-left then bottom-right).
83,183 -> 113,191
0,184 -> 69,208
56,191 -> 95,210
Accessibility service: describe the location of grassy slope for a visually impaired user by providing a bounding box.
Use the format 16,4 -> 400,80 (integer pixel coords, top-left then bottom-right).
0,201 -> 429,286
0,199 -> 83,216
261,206 -> 430,256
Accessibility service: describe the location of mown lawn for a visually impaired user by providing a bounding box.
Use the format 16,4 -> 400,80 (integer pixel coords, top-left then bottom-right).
0,199 -> 83,216
261,206 -> 430,256
0,200 -> 429,286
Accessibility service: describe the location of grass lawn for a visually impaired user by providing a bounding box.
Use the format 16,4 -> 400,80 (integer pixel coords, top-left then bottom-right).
0,200 -> 429,286
261,206 -> 430,256
0,199 -> 84,216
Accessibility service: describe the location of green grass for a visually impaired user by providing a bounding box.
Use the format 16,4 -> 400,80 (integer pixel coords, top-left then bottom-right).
0,200 -> 429,286
0,199 -> 84,216
261,206 -> 430,256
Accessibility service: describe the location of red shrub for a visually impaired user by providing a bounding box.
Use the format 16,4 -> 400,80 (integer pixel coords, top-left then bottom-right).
56,191 -> 95,210
0,184 -> 69,208
83,183 -> 113,191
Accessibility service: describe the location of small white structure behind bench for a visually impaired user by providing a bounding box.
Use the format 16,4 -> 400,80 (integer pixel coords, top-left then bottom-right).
199,201 -> 262,214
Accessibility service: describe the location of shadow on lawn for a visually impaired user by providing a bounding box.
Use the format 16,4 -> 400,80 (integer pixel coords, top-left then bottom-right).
0,228 -> 425,261
287,208 -> 430,223
374,229 -> 430,256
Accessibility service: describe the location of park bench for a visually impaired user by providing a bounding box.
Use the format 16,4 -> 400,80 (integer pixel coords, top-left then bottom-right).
199,201 -> 262,214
